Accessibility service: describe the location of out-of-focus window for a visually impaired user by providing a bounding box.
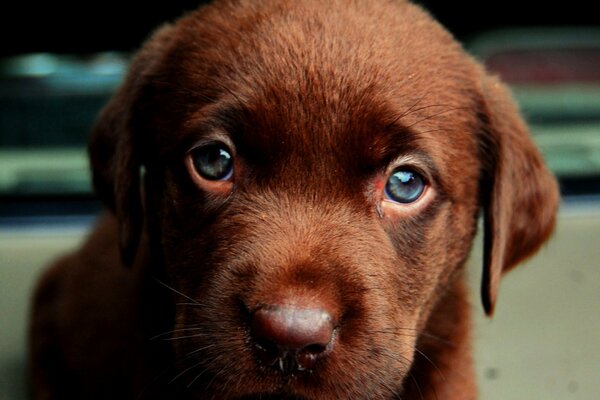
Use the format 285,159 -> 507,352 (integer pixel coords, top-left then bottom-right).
0,53 -> 127,220
470,28 -> 600,196
2,31 -> 600,210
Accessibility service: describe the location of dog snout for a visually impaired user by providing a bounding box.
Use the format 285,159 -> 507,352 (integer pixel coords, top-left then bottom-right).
250,304 -> 336,373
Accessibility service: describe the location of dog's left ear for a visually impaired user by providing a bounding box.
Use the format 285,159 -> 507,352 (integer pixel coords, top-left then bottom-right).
478,74 -> 560,316
88,24 -> 175,266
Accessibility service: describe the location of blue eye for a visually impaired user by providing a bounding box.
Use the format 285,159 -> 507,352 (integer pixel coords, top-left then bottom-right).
384,169 -> 425,204
191,143 -> 233,181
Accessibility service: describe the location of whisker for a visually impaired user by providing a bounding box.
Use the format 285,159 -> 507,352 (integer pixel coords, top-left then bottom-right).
414,347 -> 446,383
345,345 -> 410,398
176,302 -> 209,307
218,82 -> 248,109
169,360 -> 205,385
378,348 -> 439,400
154,278 -> 200,305
405,106 -> 470,129
193,355 -> 226,390
149,326 -> 205,341
371,327 -> 453,346
162,332 -> 213,341
184,343 -> 219,358
385,94 -> 428,129
408,372 -> 425,400
186,366 -> 210,389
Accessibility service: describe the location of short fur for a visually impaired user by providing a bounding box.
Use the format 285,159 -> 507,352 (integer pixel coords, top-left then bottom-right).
29,1 -> 559,399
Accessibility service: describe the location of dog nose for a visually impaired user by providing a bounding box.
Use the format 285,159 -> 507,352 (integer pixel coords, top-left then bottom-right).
250,305 -> 335,372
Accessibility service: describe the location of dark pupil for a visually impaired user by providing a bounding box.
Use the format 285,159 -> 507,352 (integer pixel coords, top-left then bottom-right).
385,170 -> 424,203
193,144 -> 233,180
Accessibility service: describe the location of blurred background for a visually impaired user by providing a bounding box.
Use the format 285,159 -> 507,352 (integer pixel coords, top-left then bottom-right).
1,1 -> 599,399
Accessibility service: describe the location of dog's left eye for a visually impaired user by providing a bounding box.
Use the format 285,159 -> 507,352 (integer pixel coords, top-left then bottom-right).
384,169 -> 426,204
190,143 -> 234,181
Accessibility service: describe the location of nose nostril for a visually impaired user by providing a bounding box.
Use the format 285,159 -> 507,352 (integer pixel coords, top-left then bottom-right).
254,337 -> 280,366
250,305 -> 335,372
296,343 -> 330,371
303,343 -> 327,355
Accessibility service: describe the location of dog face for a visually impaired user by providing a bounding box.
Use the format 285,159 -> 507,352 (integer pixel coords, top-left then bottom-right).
89,1 -> 558,398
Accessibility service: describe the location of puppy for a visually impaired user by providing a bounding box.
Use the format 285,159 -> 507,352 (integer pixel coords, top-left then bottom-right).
29,0 -> 559,399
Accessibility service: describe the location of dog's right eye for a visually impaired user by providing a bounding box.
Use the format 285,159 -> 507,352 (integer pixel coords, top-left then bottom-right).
384,169 -> 425,204
190,143 -> 234,181
185,142 -> 235,195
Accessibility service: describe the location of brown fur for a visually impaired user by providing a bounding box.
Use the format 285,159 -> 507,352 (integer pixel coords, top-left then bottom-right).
29,1 -> 559,399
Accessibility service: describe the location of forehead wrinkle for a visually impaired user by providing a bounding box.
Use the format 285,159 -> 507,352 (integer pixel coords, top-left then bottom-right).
228,71 -> 386,158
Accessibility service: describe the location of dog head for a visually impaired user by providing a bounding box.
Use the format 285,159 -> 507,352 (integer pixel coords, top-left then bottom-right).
89,0 -> 558,398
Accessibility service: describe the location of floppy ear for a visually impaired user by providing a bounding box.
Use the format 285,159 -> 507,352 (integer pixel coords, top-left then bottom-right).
479,74 -> 560,315
88,24 -> 175,266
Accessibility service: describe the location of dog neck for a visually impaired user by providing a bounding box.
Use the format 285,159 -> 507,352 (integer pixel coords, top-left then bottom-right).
402,275 -> 477,399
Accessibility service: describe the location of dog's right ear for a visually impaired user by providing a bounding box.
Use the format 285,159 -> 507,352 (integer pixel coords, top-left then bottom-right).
478,73 -> 560,315
88,24 -> 175,266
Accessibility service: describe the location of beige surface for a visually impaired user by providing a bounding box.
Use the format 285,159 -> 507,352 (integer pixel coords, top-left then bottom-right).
0,231 -> 84,400
470,205 -> 600,399
1,205 -> 599,399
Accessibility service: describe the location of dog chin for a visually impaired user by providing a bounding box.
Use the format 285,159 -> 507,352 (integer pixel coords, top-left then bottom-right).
193,375 -> 405,400
236,395 -> 308,400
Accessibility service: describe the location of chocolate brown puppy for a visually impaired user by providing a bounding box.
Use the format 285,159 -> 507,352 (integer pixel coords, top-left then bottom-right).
29,1 -> 559,399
